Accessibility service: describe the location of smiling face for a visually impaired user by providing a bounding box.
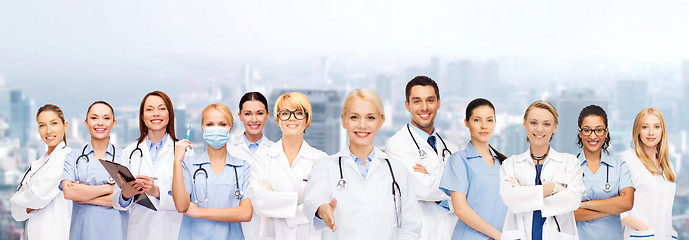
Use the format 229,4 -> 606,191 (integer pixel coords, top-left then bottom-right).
85,103 -> 116,140
239,100 -> 269,136
523,107 -> 557,147
638,113 -> 662,149
578,115 -> 608,154
405,85 -> 440,134
277,106 -> 307,137
465,105 -> 495,144
342,97 -> 384,148
142,95 -> 169,133
37,110 -> 67,147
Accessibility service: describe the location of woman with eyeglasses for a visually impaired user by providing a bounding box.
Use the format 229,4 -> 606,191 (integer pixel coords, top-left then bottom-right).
249,92 -> 328,240
11,104 -> 73,240
171,103 -> 253,240
619,108 -> 677,239
303,89 -> 422,239
60,101 -> 127,240
112,91 -> 183,240
573,105 -> 634,240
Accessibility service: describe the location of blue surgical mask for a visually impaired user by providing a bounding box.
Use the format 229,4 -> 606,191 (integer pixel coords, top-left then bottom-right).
203,126 -> 230,149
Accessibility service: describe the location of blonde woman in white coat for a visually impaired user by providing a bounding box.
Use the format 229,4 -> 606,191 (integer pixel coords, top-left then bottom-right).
303,89 -> 423,239
500,100 -> 584,240
229,92 -> 275,240
250,91 -> 328,240
620,108 -> 677,239
112,91 -> 183,240
11,104 -> 73,240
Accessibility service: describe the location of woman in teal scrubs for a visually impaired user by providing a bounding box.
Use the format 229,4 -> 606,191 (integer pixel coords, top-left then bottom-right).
439,98 -> 508,240
573,105 -> 634,240
61,101 -> 127,240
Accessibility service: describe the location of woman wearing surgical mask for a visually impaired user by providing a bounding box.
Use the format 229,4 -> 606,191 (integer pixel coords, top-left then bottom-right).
499,100 -> 584,240
172,103 -> 253,240
250,92 -> 328,240
229,92 -> 275,240
619,108 -> 677,239
11,104 -> 73,240
61,101 -> 127,240
113,91 -> 183,240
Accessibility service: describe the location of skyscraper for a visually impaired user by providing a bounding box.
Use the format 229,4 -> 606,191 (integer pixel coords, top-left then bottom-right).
0,86 -> 31,145
265,89 -> 342,154
615,80 -> 648,132
551,89 -> 607,155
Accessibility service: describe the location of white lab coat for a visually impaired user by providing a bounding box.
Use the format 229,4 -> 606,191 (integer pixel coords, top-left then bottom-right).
303,148 -> 423,240
499,148 -> 584,240
11,142 -> 72,240
385,124 -> 460,240
112,134 -> 183,240
619,150 -> 677,240
229,135 -> 274,240
250,139 -> 328,240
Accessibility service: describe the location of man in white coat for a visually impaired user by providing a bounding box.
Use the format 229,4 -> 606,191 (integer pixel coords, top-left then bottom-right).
385,76 -> 460,240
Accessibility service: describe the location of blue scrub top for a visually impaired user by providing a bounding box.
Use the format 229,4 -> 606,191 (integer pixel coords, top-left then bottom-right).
439,142 -> 507,240
61,142 -> 128,240
178,151 -> 251,240
576,151 -> 634,240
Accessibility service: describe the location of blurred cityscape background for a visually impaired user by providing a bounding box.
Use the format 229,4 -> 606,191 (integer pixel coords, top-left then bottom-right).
1,1 -> 689,239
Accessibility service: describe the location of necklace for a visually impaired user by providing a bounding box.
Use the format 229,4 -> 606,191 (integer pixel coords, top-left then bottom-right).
530,147 -> 549,161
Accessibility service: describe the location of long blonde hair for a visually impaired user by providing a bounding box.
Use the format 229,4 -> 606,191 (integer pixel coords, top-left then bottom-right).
632,107 -> 675,182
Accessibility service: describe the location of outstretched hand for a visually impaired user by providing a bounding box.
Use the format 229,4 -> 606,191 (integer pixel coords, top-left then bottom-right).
317,198 -> 338,232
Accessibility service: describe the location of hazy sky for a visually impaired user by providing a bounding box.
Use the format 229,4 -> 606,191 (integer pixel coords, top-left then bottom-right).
1,0 -> 688,112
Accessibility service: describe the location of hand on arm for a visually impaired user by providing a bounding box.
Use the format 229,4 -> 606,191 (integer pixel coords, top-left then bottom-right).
450,191 -> 501,239
171,140 -> 192,213
316,198 -> 337,232
578,187 -> 634,215
621,215 -> 649,231
183,199 -> 253,222
61,180 -> 114,202
413,163 -> 428,175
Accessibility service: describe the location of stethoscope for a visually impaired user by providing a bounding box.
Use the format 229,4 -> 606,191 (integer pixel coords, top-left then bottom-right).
406,124 -> 451,161
336,156 -> 403,228
129,140 -> 174,178
578,153 -> 612,192
16,145 -> 67,191
192,163 -> 243,203
76,144 -> 116,184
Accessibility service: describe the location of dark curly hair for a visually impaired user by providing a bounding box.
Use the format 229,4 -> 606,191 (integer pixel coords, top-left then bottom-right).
576,105 -> 611,153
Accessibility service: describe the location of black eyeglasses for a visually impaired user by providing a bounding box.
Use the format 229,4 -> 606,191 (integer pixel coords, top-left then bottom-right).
579,128 -> 607,136
277,109 -> 308,121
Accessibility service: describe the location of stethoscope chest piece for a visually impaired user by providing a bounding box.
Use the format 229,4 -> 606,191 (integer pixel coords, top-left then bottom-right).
603,183 -> 612,192
107,176 -> 116,184
418,149 -> 427,159
337,179 -> 348,191
235,189 -> 243,199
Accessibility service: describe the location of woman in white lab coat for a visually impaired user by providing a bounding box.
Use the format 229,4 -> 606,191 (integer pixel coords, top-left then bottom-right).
112,91 -> 184,240
229,92 -> 275,240
11,104 -> 73,240
499,100 -> 584,240
303,89 -> 423,240
250,91 -> 328,240
619,108 -> 677,239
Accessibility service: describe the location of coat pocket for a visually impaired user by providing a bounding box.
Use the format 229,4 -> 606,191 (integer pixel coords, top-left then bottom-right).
629,228 -> 656,239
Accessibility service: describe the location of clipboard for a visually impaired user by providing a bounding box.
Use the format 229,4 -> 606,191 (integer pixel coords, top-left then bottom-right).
99,159 -> 158,211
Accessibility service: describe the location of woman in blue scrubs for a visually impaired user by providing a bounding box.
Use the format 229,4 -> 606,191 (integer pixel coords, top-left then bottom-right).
171,103 -> 253,240
61,101 -> 127,240
574,105 -> 634,240
439,98 -> 508,240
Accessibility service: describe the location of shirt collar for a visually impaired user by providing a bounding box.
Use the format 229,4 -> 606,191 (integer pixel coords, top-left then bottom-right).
515,147 -> 559,163
84,141 -> 115,158
348,148 -> 375,163
408,123 -> 434,140
577,151 -> 616,167
193,151 -> 245,167
243,133 -> 262,147
146,134 -> 168,149
464,141 -> 498,160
